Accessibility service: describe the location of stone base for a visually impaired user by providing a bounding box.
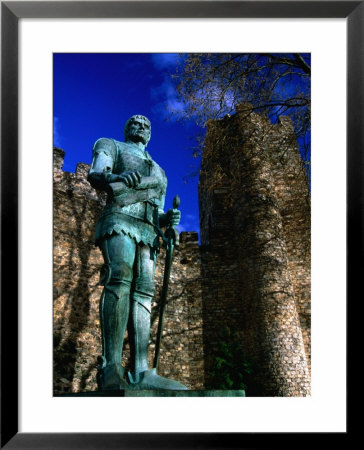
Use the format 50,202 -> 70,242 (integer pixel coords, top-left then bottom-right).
55,389 -> 245,397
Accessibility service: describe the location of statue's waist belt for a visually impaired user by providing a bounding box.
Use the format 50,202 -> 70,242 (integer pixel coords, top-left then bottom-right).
107,177 -> 162,208
102,198 -> 158,222
100,205 -> 157,224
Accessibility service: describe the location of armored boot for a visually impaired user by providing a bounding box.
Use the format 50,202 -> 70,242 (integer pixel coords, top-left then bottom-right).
127,290 -> 188,391
127,290 -> 152,384
97,356 -> 126,391
97,281 -> 130,391
130,368 -> 188,390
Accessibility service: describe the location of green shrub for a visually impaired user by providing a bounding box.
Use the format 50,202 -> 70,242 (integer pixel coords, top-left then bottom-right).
207,326 -> 252,391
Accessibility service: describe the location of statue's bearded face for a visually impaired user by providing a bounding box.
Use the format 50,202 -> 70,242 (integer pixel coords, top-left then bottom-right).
125,116 -> 151,145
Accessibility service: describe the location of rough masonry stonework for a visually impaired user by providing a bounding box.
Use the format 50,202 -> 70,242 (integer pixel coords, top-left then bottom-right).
199,106 -> 311,396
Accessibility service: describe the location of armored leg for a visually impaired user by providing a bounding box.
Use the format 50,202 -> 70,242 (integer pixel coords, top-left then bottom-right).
127,245 -> 187,390
97,234 -> 135,391
127,244 -> 156,383
127,290 -> 154,383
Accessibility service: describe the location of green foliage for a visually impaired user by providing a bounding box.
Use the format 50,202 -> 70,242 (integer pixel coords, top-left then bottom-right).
207,326 -> 253,391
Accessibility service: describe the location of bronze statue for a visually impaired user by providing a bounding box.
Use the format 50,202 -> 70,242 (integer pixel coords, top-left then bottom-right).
88,115 -> 187,391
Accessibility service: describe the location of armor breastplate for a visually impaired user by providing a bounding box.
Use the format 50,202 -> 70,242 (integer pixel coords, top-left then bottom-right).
94,139 -> 167,248
110,141 -> 155,221
114,141 -> 154,178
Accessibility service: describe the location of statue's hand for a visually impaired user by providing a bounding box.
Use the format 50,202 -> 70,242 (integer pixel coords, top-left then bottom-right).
167,209 -> 181,227
118,171 -> 142,188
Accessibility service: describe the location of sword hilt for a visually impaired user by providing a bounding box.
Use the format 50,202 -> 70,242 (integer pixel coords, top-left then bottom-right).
173,194 -> 180,210
168,195 -> 180,247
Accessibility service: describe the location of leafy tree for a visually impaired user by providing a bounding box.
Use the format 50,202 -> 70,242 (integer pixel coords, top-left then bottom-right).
170,53 -> 311,182
206,326 -> 254,393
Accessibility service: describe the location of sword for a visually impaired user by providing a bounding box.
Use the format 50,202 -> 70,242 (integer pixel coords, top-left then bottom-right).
153,195 -> 180,371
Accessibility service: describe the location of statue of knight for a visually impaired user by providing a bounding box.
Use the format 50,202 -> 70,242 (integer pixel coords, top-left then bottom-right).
87,115 -> 187,391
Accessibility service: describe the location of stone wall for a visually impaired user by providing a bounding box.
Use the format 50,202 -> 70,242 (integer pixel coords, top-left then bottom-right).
53,148 -> 204,394
199,107 -> 311,396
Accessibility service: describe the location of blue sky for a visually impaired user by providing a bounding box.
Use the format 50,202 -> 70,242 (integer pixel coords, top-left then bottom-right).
53,53 -> 201,237
53,53 -> 310,238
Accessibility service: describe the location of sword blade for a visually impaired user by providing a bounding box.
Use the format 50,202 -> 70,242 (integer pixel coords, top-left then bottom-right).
153,195 -> 180,370
153,229 -> 175,370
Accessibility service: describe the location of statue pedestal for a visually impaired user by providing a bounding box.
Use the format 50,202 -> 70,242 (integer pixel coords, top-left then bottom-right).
125,389 -> 245,397
55,389 -> 246,397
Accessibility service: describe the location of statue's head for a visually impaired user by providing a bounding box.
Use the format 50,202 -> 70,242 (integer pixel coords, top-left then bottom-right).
124,115 -> 151,146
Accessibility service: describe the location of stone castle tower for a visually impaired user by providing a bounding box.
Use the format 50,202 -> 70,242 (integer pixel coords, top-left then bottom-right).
199,106 -> 311,396
53,109 -> 310,396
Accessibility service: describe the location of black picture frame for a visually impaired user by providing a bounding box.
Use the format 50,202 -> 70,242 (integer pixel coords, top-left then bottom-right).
1,1 -> 357,448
